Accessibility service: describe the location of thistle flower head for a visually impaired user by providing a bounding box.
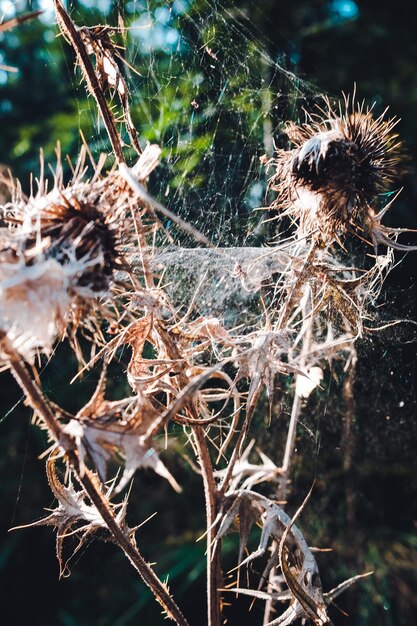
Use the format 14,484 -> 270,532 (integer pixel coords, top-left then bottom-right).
270,96 -> 403,245
0,143 -> 163,360
0,151 -> 128,358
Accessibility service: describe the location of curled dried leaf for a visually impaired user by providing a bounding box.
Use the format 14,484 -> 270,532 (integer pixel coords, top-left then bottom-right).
78,24 -> 141,155
216,490 -> 334,625
236,331 -> 301,420
215,440 -> 282,492
64,372 -> 181,494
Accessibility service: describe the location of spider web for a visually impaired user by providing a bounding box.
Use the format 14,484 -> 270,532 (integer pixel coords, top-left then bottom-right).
45,0 -> 324,246
123,0 -> 319,245
57,0 -> 414,473
36,0 -> 361,424
5,1 -> 409,436
50,0 -> 327,323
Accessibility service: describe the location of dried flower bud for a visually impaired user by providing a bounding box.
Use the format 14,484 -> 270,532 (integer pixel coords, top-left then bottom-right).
0,152 -> 128,358
270,97 -> 402,245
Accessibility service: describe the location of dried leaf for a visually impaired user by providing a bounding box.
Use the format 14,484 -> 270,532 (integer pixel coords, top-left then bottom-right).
78,25 -> 141,155
65,374 -> 181,494
11,459 -> 124,577
215,440 -> 282,492
217,491 -> 331,625
237,332 -> 301,420
179,316 -> 234,345
124,314 -> 154,387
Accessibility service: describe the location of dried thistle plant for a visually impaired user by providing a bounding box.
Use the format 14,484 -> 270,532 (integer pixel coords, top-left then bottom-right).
1,4 -> 416,626
267,95 -> 417,250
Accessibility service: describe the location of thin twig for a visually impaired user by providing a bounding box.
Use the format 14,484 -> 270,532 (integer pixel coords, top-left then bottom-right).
153,322 -> 222,626
193,427 -> 222,626
120,163 -> 212,246
264,311 -> 314,625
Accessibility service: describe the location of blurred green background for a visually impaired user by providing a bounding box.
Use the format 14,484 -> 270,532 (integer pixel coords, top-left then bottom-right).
1,1 -> 417,625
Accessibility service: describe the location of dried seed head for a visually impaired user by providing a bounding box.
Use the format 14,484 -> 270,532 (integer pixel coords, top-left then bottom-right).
0,144 -> 164,359
23,188 -> 121,292
0,152 -> 129,358
269,96 -> 402,244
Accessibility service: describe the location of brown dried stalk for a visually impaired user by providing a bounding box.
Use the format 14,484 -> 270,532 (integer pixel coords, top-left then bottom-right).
152,321 -> 222,626
53,0 -> 125,162
0,10 -> 42,33
0,10 -> 43,72
1,334 -> 189,626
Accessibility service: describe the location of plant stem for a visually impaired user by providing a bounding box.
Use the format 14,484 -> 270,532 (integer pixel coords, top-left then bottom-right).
152,322 -> 222,626
342,349 -> 358,532
276,240 -> 318,330
53,0 -> 125,163
3,339 -> 189,626
281,391 -> 303,481
263,310 -> 314,625
193,427 -> 222,626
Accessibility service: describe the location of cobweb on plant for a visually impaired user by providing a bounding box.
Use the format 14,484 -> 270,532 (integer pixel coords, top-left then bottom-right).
4,0 -> 411,443
58,0 -> 321,245
63,0 -> 328,326
25,0 -> 409,432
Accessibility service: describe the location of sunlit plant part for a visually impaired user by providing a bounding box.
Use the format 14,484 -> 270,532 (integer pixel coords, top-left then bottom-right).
0,152 -> 125,358
268,96 -> 417,249
0,142 -> 165,360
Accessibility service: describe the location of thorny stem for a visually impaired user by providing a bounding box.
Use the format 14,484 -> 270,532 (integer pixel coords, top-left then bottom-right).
262,394 -> 305,625
46,10 -> 221,618
263,310 -> 314,625
276,241 -> 320,497
153,322 -> 222,626
53,0 -> 125,163
193,428 -> 222,626
42,9 -> 219,617
2,339 -> 189,626
217,411 -> 251,497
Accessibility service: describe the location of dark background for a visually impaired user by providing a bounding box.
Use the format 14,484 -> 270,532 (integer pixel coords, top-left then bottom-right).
1,1 -> 417,625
